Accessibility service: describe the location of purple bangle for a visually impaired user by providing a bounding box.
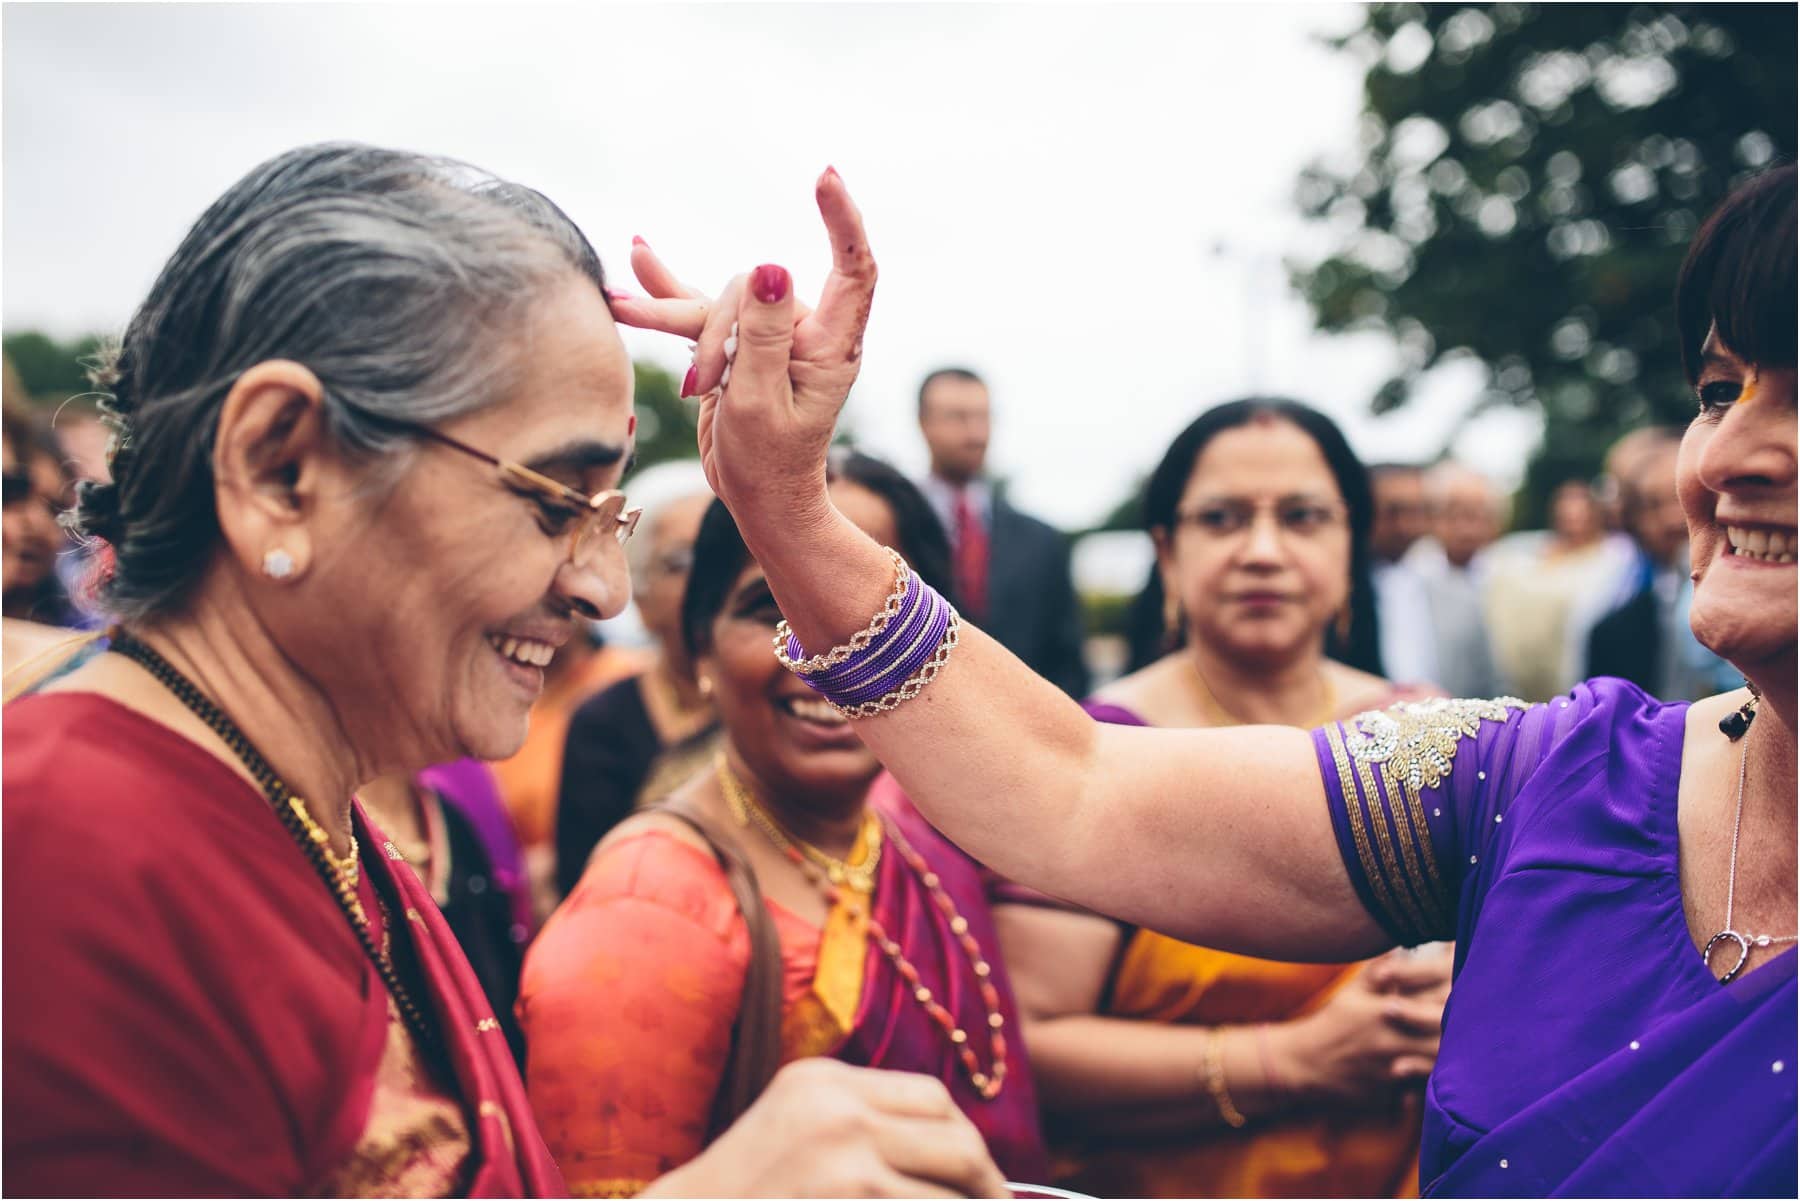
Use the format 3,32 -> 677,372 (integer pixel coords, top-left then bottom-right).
785,570 -> 924,679
813,609 -> 948,708
810,588 -> 952,708
795,572 -> 925,686
807,581 -> 934,692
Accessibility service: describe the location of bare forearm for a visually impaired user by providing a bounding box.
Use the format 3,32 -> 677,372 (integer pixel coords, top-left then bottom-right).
1030,1015 -> 1304,1126
749,511 -> 1384,960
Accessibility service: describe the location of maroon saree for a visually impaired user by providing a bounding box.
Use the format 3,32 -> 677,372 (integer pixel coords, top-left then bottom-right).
3,691 -> 563,1196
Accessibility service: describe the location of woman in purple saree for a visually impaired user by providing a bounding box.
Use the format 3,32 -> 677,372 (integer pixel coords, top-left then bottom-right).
1318,683 -> 1794,1194
607,162 -> 1796,1197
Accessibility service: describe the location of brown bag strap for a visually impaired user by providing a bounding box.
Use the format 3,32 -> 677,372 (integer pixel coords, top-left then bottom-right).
652,795 -> 784,1130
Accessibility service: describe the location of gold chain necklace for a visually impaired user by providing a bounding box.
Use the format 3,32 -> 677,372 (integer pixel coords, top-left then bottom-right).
1190,658 -> 1337,729
714,755 -> 1009,1099
109,632 -> 438,1052
716,756 -> 882,892
288,794 -> 360,885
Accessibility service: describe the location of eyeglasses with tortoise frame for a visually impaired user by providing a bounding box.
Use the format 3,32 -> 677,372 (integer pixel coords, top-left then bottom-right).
412,425 -> 642,569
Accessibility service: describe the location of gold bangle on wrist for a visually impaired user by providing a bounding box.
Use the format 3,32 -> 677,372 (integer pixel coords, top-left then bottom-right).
773,548 -> 911,676
1202,1027 -> 1248,1128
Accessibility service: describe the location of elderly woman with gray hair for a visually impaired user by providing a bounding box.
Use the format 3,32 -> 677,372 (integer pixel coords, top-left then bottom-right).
2,144 -> 1007,1198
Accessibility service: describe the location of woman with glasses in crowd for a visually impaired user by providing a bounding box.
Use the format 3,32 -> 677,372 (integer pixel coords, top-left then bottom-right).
999,398 -> 1450,1198
613,161 -> 1795,1198
3,144 -> 1006,1198
555,458 -> 719,899
520,449 -> 1048,1196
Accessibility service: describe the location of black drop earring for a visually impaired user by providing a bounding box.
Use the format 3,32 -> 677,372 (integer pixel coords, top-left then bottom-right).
1720,681 -> 1761,741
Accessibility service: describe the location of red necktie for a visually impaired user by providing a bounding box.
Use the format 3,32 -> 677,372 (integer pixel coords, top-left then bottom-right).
953,488 -> 989,621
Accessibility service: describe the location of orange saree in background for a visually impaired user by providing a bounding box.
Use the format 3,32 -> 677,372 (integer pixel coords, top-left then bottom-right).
1054,938 -> 1422,1199
519,777 -> 1048,1198
1047,695 -> 1428,1199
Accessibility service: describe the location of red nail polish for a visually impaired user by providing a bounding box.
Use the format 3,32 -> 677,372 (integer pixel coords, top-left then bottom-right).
681,364 -> 698,398
751,263 -> 790,304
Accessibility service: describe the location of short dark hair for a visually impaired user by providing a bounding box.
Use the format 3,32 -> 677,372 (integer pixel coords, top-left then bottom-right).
681,449 -> 956,661
1676,163 -> 1796,382
1126,397 -> 1382,676
917,367 -> 986,418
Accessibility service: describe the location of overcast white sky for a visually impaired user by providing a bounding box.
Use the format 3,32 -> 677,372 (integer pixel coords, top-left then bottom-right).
3,1 -> 1540,528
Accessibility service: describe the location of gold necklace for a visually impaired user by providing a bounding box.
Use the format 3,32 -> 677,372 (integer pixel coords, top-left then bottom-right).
109,632 -> 436,1052
714,754 -> 1009,1099
1190,658 -> 1337,729
288,795 -> 361,887
716,755 -> 881,892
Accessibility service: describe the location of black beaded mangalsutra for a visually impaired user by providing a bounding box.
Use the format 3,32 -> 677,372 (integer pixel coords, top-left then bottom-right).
1720,681 -> 1761,741
110,631 -> 440,1052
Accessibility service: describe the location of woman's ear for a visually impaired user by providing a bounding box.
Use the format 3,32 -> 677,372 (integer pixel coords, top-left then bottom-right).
1151,525 -> 1177,592
212,360 -> 330,585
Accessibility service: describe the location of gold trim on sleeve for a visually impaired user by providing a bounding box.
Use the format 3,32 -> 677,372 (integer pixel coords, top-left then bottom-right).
1355,754 -> 1437,938
1341,696 -> 1531,939
1325,722 -> 1417,942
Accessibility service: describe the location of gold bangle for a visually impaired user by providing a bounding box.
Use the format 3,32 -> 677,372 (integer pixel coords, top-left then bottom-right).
773,548 -> 911,676
830,610 -> 961,720
1202,1028 -> 1248,1128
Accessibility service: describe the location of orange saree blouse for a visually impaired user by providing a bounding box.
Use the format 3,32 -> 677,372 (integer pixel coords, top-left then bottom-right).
518,782 -> 1048,1197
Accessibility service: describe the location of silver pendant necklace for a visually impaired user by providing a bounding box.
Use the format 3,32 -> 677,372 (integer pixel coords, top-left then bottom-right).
1703,732 -> 1800,985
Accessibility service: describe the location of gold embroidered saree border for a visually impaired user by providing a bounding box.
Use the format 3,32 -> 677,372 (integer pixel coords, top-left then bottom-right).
1325,722 -> 1421,943
1354,754 -> 1437,940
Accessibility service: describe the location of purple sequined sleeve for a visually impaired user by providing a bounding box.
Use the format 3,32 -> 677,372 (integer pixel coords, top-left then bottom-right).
1312,690 -> 1594,946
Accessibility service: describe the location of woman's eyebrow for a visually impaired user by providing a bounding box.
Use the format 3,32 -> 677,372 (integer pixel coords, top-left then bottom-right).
522,438 -> 628,476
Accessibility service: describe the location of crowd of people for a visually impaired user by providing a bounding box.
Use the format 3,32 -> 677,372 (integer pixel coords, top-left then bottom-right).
1,142 -> 1792,1199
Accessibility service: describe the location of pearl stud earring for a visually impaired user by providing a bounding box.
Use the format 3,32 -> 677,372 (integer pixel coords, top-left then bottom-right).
262,548 -> 296,581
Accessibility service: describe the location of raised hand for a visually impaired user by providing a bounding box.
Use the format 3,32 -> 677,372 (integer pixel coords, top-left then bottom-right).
608,169 -> 877,535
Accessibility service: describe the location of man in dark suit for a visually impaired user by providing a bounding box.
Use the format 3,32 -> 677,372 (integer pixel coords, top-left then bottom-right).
1586,430 -> 1733,699
914,367 -> 1089,697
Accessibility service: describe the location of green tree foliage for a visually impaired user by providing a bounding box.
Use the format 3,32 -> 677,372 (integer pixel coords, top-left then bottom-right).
628,360 -> 700,471
4,331 -> 105,405
1294,3 -> 1795,524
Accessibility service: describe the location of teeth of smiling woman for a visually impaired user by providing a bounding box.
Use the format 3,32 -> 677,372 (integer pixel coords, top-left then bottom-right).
489,635 -> 555,666
1727,527 -> 1797,562
787,696 -> 847,724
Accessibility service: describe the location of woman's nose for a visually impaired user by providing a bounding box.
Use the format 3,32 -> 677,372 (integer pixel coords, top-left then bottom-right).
556,544 -> 631,621
1698,374 -> 1798,496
